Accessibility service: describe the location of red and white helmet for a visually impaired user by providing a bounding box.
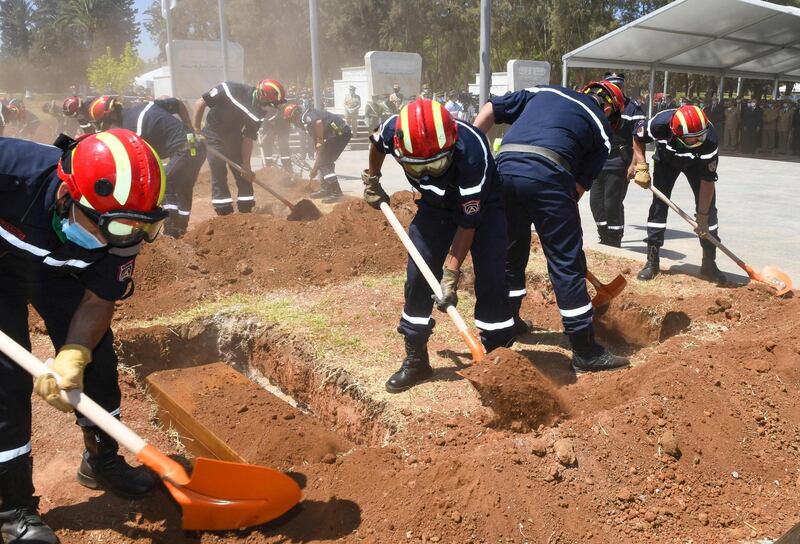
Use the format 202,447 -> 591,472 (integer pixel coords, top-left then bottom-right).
62,95 -> 82,117
57,129 -> 167,246
670,105 -> 710,148
256,79 -> 286,105
581,80 -> 626,127
87,95 -> 121,123
282,102 -> 301,122
393,98 -> 458,178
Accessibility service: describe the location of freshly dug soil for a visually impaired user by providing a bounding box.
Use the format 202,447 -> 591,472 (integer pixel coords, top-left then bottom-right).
459,348 -> 565,431
286,198 -> 322,221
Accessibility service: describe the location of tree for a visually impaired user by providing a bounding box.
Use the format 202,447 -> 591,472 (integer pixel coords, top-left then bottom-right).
87,42 -> 143,93
57,0 -> 139,57
0,0 -> 34,58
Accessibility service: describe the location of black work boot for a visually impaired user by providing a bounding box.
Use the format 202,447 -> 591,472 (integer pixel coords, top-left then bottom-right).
699,243 -> 727,284
77,426 -> 158,499
322,182 -> 343,203
0,503 -> 59,544
386,337 -> 433,393
568,327 -> 629,374
514,317 -> 533,335
605,228 -> 623,248
637,244 -> 660,280
597,225 -> 610,245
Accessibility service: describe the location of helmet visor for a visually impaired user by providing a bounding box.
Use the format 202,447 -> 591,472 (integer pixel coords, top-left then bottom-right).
677,131 -> 707,149
86,208 -> 168,248
399,150 -> 454,178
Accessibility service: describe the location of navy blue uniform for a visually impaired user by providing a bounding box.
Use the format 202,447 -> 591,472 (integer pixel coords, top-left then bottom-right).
590,98 -> 646,243
77,96 -> 97,134
300,108 -> 351,188
634,109 -> 720,249
122,98 -> 205,234
371,116 -> 515,349
492,86 -> 612,335
260,106 -> 292,173
201,82 -> 263,214
0,138 -> 136,508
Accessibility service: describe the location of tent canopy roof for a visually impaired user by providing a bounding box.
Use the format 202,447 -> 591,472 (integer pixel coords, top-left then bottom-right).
562,0 -> 800,82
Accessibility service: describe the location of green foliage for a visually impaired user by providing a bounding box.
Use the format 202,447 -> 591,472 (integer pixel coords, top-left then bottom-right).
87,43 -> 143,94
0,0 -> 34,57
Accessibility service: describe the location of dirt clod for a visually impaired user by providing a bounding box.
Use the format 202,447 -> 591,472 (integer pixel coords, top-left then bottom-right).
658,430 -> 681,458
554,438 -> 577,466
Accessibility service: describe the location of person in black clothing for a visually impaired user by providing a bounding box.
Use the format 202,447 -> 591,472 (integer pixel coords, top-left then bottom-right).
284,103 -> 351,201
589,72 -> 647,247
88,95 -> 206,238
193,79 -> 286,215
740,99 -> 762,154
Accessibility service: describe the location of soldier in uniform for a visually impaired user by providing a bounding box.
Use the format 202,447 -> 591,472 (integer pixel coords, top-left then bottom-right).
760,100 -> 779,153
388,84 -> 404,113
723,99 -> 741,150
777,99 -> 795,154
344,85 -> 361,138
364,95 -> 383,132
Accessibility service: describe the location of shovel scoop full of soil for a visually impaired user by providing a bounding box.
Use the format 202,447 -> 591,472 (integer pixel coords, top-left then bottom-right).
459,348 -> 564,432
286,198 -> 323,221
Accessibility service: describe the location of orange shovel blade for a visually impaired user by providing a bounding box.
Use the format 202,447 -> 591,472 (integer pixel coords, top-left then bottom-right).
758,266 -> 793,297
169,458 -> 302,530
590,274 -> 627,308
138,446 -> 301,531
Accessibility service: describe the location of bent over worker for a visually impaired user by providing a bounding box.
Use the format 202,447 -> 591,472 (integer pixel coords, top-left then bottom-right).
364,98 -> 515,392
473,81 -> 629,373
88,95 -> 205,238
0,129 -> 167,543
632,105 -> 726,284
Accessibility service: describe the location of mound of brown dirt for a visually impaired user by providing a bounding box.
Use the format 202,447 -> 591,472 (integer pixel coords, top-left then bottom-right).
459,348 -> 565,431
121,192 -> 418,319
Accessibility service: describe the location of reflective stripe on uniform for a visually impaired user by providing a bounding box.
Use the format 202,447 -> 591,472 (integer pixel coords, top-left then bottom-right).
647,222 -> 667,228
607,225 -> 624,230
401,312 -> 431,326
456,120 -> 488,196
508,288 -> 527,297
559,302 -> 593,318
237,196 -> 255,201
0,224 -> 91,268
595,221 -> 607,226
536,87 -> 611,152
0,441 -> 32,462
42,256 -> 92,269
475,317 -> 515,331
135,102 -> 155,136
222,82 -> 261,123
418,183 -> 446,196
211,198 -> 233,204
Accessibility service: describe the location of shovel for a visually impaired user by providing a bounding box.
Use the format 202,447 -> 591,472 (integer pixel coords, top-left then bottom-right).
0,330 -> 302,531
205,144 -> 322,221
649,185 -> 792,296
586,269 -> 627,308
380,202 -> 486,362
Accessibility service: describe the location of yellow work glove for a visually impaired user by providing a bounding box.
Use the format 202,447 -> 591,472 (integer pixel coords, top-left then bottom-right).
33,344 -> 91,413
433,267 -> 460,312
633,162 -> 651,189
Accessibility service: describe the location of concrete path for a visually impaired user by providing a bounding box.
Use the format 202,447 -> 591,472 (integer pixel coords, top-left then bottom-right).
257,149 -> 800,286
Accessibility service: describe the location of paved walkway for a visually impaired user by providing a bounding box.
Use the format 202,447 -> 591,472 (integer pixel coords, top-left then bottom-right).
256,149 -> 800,285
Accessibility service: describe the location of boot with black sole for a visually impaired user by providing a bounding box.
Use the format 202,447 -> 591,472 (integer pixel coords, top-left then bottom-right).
0,458 -> 59,543
699,243 -> 727,284
1,505 -> 59,544
322,182 -> 343,203
568,326 -> 629,373
637,244 -> 660,280
386,337 -> 433,393
76,426 -> 158,499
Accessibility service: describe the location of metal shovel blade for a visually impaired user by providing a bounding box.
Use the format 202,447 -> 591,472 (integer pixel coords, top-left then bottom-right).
757,266 -> 793,297
138,446 -> 301,531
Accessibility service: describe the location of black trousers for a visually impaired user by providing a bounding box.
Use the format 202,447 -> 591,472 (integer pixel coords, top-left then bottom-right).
206,137 -> 254,214
316,129 -> 351,188
0,254 -> 120,509
589,168 -> 628,242
502,166 -> 593,336
397,200 -> 515,350
261,126 -> 292,173
163,142 -> 206,232
644,159 -> 719,251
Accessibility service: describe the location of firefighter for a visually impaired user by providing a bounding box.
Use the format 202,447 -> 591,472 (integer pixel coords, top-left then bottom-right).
0,129 -> 167,543
259,105 -> 294,176
41,100 -> 78,138
284,103 -> 351,202
473,81 -> 630,373
589,72 -> 646,247
5,99 -> 41,140
87,95 -> 205,238
61,95 -> 97,135
363,98 -> 515,392
193,79 -> 285,215
633,105 -> 726,284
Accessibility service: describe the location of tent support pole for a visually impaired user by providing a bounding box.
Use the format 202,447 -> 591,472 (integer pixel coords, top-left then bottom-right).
648,67 -> 656,117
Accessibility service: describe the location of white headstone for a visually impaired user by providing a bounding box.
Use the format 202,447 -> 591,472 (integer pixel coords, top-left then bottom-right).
365,51 -> 422,100
168,40 -> 245,99
507,60 -> 551,91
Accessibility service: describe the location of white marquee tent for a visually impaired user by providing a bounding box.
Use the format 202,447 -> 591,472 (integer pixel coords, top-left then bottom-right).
561,0 -> 800,113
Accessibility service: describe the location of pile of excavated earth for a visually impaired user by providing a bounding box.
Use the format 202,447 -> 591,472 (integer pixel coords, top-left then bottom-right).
26,166 -> 800,544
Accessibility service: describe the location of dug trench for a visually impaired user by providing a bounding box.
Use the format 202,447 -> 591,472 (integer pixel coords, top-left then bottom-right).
27,193 -> 800,543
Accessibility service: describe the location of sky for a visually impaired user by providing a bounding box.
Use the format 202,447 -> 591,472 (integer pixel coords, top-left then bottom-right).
134,0 -> 161,62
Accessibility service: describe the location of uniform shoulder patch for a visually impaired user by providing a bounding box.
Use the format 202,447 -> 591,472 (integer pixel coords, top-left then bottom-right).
117,259 -> 135,282
462,199 -> 481,215
209,87 -> 218,97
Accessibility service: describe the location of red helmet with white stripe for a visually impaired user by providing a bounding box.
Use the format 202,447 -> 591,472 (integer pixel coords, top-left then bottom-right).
581,80 -> 625,128
62,95 -> 82,117
393,98 -> 458,177
670,105 -> 710,148
87,95 -> 122,125
256,79 -> 286,106
56,129 -> 167,246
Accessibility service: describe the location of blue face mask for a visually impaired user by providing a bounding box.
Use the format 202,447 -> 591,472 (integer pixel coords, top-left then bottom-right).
61,207 -> 106,250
